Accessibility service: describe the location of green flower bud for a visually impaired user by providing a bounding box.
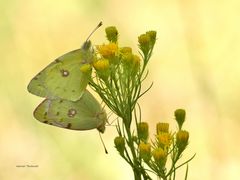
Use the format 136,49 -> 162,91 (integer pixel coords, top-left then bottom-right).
156,122 -> 169,134
114,136 -> 125,155
138,34 -> 150,48
105,26 -> 118,42
137,122 -> 149,141
176,130 -> 189,153
120,47 -> 132,54
174,109 -> 186,130
146,31 -> 157,46
152,147 -> 167,167
139,142 -> 151,162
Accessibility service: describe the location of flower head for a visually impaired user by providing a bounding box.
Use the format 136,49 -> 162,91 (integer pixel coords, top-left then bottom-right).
152,147 -> 167,167
139,142 -> 151,162
146,31 -> 157,45
97,43 -> 118,58
175,109 -> 186,130
176,130 -> 189,153
114,136 -> 125,155
93,58 -> 110,71
156,132 -> 172,149
137,122 -> 149,141
120,47 -> 132,54
105,26 -> 118,42
156,122 -> 169,134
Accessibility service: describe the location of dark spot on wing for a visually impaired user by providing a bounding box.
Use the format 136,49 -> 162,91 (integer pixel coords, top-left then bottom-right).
55,59 -> 60,63
60,69 -> 69,77
67,123 -> 72,129
68,109 -> 77,117
43,120 -> 48,123
49,123 -> 53,125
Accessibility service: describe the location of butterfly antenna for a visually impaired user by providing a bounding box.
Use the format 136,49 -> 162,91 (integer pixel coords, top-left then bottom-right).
99,132 -> 108,154
85,21 -> 103,42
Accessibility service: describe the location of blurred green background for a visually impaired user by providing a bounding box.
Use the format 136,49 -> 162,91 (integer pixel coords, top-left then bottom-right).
1,0 -> 240,179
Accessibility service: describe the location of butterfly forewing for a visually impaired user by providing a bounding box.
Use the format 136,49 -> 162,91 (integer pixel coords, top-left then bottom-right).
28,48 -> 92,101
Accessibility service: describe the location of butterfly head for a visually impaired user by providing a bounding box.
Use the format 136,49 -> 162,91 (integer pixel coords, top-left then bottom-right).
81,40 -> 92,50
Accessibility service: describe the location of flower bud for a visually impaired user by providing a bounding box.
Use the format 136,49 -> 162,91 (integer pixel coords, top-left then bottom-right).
176,130 -> 189,153
93,58 -> 110,71
114,136 -> 125,155
120,47 -> 132,54
152,147 -> 167,166
146,31 -> 157,45
138,34 -> 150,47
105,26 -> 118,42
174,109 -> 186,130
137,122 -> 149,141
139,142 -> 151,162
156,122 -> 169,134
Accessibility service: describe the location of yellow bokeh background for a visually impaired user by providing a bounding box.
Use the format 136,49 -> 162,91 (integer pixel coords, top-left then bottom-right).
1,0 -> 240,179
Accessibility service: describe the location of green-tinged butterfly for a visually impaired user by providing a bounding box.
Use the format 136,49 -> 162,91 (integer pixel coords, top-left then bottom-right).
34,90 -> 107,133
27,22 -> 102,101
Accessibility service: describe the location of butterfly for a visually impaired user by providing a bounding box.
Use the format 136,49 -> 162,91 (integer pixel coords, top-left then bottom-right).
28,22 -> 107,133
27,22 -> 102,101
34,90 -> 107,133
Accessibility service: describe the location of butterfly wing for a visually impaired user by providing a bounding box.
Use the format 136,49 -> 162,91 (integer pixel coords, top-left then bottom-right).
33,90 -> 106,133
28,48 -> 92,101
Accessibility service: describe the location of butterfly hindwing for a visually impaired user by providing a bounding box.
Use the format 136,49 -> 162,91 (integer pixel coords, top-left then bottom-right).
33,90 -> 106,133
28,47 -> 92,101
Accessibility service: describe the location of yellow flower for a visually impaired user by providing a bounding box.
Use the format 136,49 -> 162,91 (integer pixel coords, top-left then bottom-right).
139,142 -> 151,162
80,63 -> 92,73
97,43 -> 118,58
156,132 -> 172,149
156,122 -> 169,134
152,147 -> 167,164
176,130 -> 189,145
93,59 -> 109,71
